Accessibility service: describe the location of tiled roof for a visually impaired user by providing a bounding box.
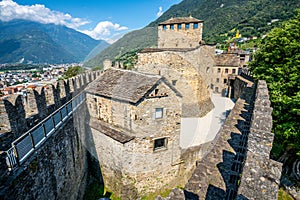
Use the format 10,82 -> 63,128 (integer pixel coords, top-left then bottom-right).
215,53 -> 240,67
86,68 -> 161,104
159,16 -> 203,25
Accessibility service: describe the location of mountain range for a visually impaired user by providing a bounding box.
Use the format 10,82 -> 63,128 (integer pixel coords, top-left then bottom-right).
0,20 -> 109,64
84,0 -> 300,68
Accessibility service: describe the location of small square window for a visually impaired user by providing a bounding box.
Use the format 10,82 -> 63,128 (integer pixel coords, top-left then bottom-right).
163,25 -> 167,30
170,24 -> 174,30
216,78 -> 219,83
155,108 -> 163,119
154,138 -> 167,150
217,68 -> 221,73
185,23 -> 190,29
225,68 -> 229,73
193,23 -> 198,29
215,87 -> 219,92
232,69 -> 236,74
172,80 -> 177,86
178,24 -> 182,30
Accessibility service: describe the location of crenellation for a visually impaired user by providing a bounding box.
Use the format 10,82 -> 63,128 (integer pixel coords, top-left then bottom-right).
24,88 -> 39,117
33,87 -> 48,119
64,80 -> 72,101
3,94 -> 27,138
58,79 -> 67,100
0,71 -> 101,139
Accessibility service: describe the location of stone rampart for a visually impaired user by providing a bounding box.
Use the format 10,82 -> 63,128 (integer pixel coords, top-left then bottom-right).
0,71 -> 101,139
158,77 -> 282,199
236,80 -> 282,200
0,71 -> 101,200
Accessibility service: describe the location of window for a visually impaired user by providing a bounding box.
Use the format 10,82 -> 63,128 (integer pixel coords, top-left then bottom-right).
216,78 -> 219,83
170,24 -> 174,30
232,69 -> 236,74
178,24 -> 182,30
224,79 -> 227,84
172,80 -> 177,86
163,25 -> 167,30
154,138 -> 167,150
225,68 -> 229,73
206,67 -> 210,73
215,87 -> 219,92
217,68 -> 221,73
155,108 -> 163,119
155,89 -> 159,95
193,23 -> 198,29
185,23 -> 190,29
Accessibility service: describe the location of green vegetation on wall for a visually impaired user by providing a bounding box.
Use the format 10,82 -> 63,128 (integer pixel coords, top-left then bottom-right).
250,10 -> 300,158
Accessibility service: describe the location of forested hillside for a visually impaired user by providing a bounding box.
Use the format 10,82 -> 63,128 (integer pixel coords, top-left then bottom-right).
0,20 -> 109,64
85,0 -> 300,68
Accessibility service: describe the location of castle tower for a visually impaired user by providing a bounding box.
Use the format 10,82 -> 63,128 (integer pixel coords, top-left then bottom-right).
158,16 -> 203,48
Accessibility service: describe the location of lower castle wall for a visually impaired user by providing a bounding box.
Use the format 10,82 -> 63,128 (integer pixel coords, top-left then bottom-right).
0,103 -> 89,200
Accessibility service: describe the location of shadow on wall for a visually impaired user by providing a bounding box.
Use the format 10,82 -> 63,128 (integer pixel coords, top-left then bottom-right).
83,107 -> 107,198
204,85 -> 255,200
0,71 -> 106,200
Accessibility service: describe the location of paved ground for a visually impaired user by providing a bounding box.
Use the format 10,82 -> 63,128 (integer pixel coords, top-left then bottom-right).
180,94 -> 235,149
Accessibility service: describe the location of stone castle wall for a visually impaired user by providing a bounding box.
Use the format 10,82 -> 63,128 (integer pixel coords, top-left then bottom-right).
158,23 -> 203,48
0,71 -> 101,200
86,81 -> 185,199
136,46 -> 215,117
160,77 -> 282,200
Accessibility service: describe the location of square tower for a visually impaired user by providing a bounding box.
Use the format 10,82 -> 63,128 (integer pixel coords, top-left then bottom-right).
158,16 -> 203,48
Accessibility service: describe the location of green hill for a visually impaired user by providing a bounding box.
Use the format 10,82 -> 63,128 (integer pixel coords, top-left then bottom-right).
0,20 -> 109,64
85,0 -> 300,67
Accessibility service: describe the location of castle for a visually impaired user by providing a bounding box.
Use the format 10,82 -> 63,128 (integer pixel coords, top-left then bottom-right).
0,17 -> 282,200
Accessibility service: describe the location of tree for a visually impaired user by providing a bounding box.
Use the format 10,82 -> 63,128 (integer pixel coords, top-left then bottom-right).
64,66 -> 85,79
250,10 -> 300,157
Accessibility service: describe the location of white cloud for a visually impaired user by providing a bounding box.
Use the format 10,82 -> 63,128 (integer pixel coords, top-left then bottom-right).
0,0 -> 89,28
80,21 -> 128,42
157,6 -> 163,17
0,0 -> 129,42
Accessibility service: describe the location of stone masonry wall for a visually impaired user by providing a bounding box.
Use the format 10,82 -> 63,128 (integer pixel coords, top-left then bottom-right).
0,104 -> 89,200
0,71 -> 101,199
87,81 -> 185,199
158,23 -> 203,48
159,78 -> 282,200
137,47 -> 214,117
237,80 -> 282,200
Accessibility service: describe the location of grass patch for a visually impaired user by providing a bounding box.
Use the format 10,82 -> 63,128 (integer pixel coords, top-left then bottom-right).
141,188 -> 172,200
278,188 -> 294,200
83,179 -> 111,200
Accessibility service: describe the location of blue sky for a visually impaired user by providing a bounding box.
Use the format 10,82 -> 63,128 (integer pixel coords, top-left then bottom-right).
0,0 -> 182,43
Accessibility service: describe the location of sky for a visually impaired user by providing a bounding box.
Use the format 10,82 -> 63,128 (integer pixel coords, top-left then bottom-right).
0,0 -> 182,43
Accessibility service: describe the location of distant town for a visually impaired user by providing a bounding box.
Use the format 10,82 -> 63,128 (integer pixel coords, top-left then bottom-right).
0,63 -> 83,97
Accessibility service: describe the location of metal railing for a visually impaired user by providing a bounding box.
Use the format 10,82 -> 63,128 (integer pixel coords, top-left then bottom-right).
5,92 -> 86,170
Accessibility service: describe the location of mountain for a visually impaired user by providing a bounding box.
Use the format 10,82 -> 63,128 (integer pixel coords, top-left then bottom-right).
0,20 -> 109,64
85,0 -> 300,67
